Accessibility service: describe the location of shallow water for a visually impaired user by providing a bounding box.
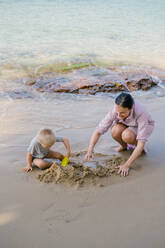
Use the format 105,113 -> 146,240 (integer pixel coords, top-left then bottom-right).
0,0 -> 165,80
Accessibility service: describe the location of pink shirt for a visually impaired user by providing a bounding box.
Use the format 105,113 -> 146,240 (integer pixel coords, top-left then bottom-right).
97,101 -> 154,142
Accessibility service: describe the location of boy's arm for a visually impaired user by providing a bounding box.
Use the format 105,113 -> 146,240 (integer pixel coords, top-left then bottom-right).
62,137 -> 71,158
24,152 -> 33,172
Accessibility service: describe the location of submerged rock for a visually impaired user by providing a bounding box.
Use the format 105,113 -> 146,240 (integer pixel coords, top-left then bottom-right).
126,74 -> 157,91
26,66 -> 161,95
4,90 -> 34,99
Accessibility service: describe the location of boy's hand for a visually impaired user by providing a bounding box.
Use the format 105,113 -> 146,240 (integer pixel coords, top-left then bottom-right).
24,166 -> 33,172
66,152 -> 71,158
63,138 -> 71,158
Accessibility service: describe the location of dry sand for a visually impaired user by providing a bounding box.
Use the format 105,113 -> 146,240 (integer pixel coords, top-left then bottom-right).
0,101 -> 165,248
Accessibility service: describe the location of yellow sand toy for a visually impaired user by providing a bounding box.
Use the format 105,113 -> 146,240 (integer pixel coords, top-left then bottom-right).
61,156 -> 69,167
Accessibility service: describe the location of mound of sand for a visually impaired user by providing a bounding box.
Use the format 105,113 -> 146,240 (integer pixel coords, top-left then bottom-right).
37,152 -> 126,187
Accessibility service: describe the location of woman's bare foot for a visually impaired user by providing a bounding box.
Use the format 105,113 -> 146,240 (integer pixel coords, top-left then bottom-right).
116,145 -> 127,152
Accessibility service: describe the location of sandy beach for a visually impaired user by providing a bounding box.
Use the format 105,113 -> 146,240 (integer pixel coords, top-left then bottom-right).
1,0 -> 165,247
0,96 -> 165,248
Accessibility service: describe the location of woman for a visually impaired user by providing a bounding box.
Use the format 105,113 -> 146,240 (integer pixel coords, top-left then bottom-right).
84,93 -> 154,176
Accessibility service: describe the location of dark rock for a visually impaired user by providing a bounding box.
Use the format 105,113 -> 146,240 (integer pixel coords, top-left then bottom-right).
25,80 -> 36,86
26,66 -> 161,94
126,76 -> 157,91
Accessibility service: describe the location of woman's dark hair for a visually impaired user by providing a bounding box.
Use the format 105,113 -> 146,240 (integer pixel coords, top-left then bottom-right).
115,93 -> 134,109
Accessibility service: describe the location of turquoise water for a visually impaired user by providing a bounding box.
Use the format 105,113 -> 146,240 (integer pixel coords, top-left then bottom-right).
0,0 -> 165,79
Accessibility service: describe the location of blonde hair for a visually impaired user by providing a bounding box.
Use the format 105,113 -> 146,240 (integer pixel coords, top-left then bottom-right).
37,128 -> 56,146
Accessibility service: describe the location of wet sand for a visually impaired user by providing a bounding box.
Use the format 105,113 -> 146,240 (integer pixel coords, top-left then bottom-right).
36,152 -> 126,187
0,99 -> 165,248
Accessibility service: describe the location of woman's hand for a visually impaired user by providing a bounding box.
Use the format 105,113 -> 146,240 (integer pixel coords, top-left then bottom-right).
116,163 -> 130,177
116,141 -> 145,176
24,165 -> 33,172
83,150 -> 94,162
84,130 -> 101,162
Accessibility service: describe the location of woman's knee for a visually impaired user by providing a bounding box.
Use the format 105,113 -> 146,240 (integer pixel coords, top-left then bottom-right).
122,129 -> 136,144
111,124 -> 127,139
